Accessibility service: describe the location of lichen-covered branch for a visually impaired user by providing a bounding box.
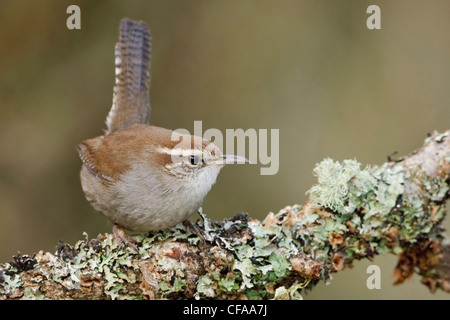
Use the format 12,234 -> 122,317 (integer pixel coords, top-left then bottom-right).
0,131 -> 449,300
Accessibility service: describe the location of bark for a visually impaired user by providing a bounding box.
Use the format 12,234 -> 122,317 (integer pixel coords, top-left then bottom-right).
0,130 -> 449,300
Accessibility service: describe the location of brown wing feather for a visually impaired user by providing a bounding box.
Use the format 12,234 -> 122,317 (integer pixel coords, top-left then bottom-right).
106,18 -> 151,134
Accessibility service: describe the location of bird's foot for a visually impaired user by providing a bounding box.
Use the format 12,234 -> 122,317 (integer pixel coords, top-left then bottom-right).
183,219 -> 207,244
183,207 -> 215,244
112,223 -> 139,253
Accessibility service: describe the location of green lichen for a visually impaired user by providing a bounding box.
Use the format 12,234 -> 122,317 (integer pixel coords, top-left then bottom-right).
1,273 -> 22,294
304,154 -> 446,255
307,158 -> 377,213
273,281 -> 307,300
196,274 -> 216,298
268,252 -> 290,277
218,277 -> 238,292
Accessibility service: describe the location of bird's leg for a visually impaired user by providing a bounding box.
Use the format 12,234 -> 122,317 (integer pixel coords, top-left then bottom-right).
183,207 -> 215,243
112,223 -> 139,252
182,220 -> 206,244
197,207 -> 214,242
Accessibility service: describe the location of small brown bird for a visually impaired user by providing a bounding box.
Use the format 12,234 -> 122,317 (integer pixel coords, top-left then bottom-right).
77,18 -> 248,247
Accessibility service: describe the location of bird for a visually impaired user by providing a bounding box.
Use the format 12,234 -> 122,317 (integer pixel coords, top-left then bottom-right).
77,18 -> 248,248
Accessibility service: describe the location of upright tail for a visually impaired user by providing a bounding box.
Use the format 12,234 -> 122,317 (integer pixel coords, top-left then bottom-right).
105,18 -> 151,134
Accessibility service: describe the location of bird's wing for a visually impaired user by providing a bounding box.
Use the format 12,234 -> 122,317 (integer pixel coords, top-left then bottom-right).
105,18 -> 152,134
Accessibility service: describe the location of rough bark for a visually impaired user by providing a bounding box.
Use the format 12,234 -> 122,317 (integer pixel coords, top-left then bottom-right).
0,130 -> 449,300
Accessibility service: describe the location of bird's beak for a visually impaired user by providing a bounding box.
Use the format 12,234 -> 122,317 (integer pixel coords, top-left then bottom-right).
221,154 -> 251,165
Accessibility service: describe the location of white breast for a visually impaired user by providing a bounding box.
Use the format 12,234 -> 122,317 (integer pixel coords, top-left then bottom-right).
106,160 -> 223,231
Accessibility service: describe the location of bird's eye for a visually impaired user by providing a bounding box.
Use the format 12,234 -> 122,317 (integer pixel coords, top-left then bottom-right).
189,155 -> 200,166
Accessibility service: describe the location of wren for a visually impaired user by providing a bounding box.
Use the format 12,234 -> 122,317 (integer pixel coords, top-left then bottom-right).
77,18 -> 248,246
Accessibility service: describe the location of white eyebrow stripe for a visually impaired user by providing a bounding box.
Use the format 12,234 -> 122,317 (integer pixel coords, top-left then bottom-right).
156,147 -> 204,157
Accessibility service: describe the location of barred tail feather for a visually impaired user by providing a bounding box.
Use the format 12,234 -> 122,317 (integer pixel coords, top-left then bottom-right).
106,18 -> 151,134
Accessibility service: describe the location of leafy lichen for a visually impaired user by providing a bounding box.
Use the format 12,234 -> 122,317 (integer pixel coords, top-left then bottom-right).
307,158 -> 377,213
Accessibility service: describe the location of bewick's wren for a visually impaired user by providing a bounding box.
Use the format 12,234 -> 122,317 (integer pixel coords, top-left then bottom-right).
77,18 -> 248,244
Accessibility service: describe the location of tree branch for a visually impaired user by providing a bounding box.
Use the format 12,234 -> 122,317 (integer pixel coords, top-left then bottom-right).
0,130 -> 449,299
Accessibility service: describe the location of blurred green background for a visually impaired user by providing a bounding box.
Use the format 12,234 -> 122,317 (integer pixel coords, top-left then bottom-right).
0,0 -> 449,299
